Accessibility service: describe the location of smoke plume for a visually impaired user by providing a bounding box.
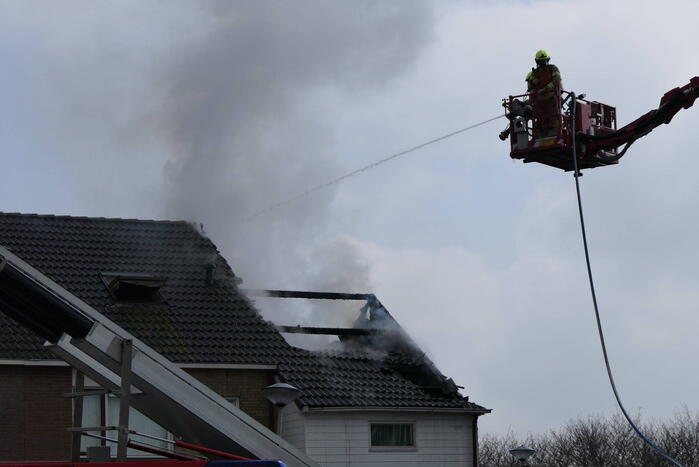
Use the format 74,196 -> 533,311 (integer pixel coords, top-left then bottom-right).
153,1 -> 435,324
0,1 -> 435,326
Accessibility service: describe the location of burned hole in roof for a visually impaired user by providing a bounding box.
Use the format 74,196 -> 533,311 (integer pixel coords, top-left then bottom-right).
100,272 -> 167,302
245,289 -> 466,401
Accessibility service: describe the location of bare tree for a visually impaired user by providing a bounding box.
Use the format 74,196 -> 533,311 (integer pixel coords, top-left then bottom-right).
480,410 -> 699,466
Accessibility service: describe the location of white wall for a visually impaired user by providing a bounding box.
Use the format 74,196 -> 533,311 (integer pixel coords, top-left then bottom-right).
281,409 -> 475,467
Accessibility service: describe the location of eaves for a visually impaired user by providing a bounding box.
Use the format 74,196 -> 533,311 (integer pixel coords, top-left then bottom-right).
302,406 -> 492,415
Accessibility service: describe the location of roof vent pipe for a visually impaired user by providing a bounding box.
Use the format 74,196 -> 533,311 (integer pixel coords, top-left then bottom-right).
205,263 -> 216,286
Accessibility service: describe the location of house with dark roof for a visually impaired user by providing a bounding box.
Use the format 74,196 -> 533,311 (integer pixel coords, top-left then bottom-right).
0,212 -> 489,466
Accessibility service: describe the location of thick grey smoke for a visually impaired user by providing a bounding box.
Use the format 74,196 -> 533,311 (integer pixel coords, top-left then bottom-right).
151,1 -> 435,325
0,1 -> 434,327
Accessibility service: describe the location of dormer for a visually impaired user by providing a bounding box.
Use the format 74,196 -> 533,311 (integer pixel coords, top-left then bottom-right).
100,272 -> 166,301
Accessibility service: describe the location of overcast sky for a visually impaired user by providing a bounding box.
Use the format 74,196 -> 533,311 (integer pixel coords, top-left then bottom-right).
1,0 -> 698,437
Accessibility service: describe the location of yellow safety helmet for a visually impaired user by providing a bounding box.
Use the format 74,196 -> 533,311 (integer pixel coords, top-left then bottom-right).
535,50 -> 550,61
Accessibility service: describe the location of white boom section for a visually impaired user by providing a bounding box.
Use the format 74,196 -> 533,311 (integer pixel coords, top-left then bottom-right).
0,246 -> 319,467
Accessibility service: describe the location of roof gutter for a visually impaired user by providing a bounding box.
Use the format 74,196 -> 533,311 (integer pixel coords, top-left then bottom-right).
0,360 -> 277,370
0,359 -> 69,366
303,406 -> 491,415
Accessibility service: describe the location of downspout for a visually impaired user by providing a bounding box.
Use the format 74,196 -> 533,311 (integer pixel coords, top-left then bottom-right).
472,414 -> 479,467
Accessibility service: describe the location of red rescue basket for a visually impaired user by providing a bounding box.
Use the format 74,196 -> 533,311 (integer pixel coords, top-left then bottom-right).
502,89 -> 618,171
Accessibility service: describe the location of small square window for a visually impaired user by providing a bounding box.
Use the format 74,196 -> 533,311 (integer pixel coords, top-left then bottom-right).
225,397 -> 240,408
370,423 -> 415,448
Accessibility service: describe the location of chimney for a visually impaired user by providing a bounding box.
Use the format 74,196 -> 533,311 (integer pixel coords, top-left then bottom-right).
205,263 -> 216,286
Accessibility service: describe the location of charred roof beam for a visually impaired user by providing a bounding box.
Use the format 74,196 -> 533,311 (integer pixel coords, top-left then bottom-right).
276,325 -> 383,336
242,289 -> 376,301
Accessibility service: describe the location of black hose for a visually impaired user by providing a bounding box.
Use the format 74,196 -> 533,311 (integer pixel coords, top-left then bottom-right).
570,93 -> 684,466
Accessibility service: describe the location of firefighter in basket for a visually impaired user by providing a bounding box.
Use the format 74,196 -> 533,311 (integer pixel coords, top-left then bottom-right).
499,50 -> 562,141
526,50 -> 562,139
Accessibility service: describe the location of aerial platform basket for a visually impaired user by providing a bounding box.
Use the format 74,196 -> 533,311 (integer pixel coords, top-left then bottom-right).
503,89 -> 618,172
501,77 -> 699,172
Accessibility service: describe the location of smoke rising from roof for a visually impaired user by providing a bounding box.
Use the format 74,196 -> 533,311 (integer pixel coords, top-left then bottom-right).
153,1 -> 435,325
0,1 -> 435,326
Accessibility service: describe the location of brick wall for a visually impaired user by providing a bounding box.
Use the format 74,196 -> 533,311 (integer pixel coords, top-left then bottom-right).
0,365 -> 275,461
0,365 -> 72,461
184,368 -> 275,429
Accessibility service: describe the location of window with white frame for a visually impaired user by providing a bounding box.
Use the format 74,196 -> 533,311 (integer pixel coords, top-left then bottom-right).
370,422 -> 416,449
79,391 -> 170,456
225,397 -> 240,408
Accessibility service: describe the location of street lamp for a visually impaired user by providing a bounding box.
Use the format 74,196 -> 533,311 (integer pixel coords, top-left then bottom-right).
510,445 -> 536,465
262,383 -> 300,434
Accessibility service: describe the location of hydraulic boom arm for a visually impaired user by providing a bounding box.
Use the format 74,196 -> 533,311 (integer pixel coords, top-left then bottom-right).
579,76 -> 699,161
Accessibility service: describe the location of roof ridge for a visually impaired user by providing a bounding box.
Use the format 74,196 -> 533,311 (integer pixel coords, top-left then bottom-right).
0,210 -> 237,278
0,211 -> 191,225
